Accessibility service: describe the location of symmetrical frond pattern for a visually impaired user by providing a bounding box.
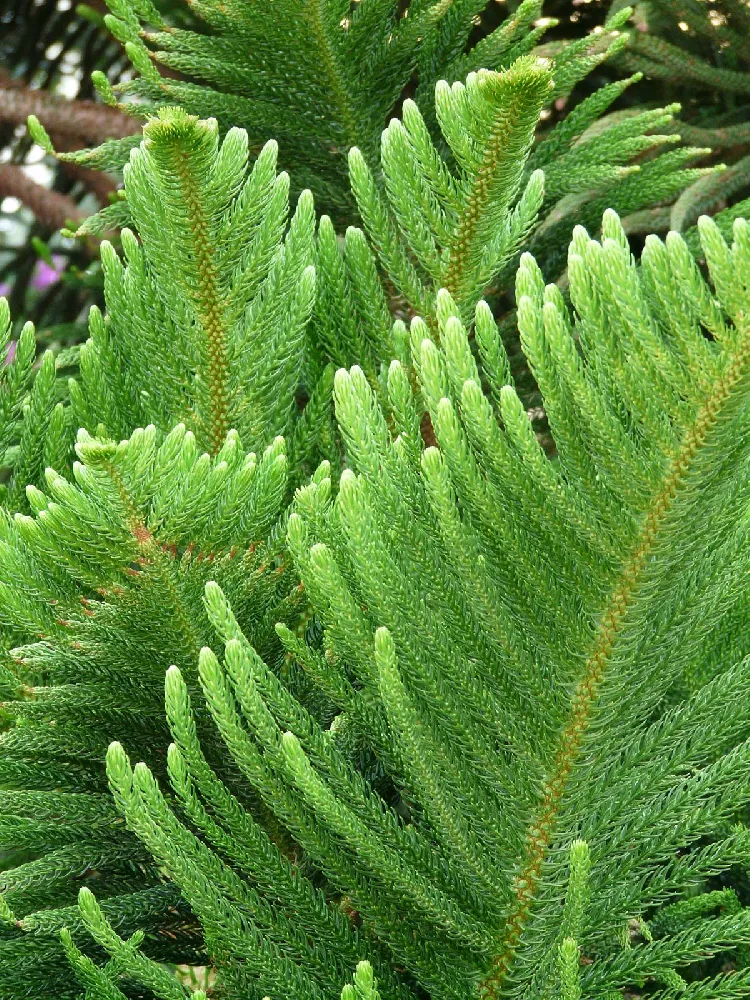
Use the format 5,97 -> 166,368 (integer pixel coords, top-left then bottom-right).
49,0 -> 714,249
72,0 -> 466,216
350,49 -> 709,323
58,107 -> 319,459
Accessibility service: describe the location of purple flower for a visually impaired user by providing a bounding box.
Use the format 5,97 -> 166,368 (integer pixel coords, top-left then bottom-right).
31,255 -> 65,291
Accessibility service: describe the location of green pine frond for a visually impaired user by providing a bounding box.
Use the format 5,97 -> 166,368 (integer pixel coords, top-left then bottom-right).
614,0 -> 750,227
69,108 -> 318,458
45,0 -> 708,248
0,300 -> 69,514
298,212 -> 750,999
350,54 -> 703,324
350,57 -> 552,322
0,418 -> 296,982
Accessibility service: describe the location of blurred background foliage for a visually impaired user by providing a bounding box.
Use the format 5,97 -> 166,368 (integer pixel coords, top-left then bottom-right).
1,0 -> 132,350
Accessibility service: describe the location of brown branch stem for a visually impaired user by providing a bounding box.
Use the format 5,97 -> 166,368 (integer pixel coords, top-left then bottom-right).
0,85 -> 139,146
0,164 -> 85,231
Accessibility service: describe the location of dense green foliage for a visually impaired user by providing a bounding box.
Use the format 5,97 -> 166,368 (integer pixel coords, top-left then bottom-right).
2,2 -> 750,999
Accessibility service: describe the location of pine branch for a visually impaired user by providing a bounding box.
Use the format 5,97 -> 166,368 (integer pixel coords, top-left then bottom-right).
0,85 -> 139,145
0,165 -> 85,232
623,33 -> 750,94
483,322 -> 750,994
46,108 -> 322,458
